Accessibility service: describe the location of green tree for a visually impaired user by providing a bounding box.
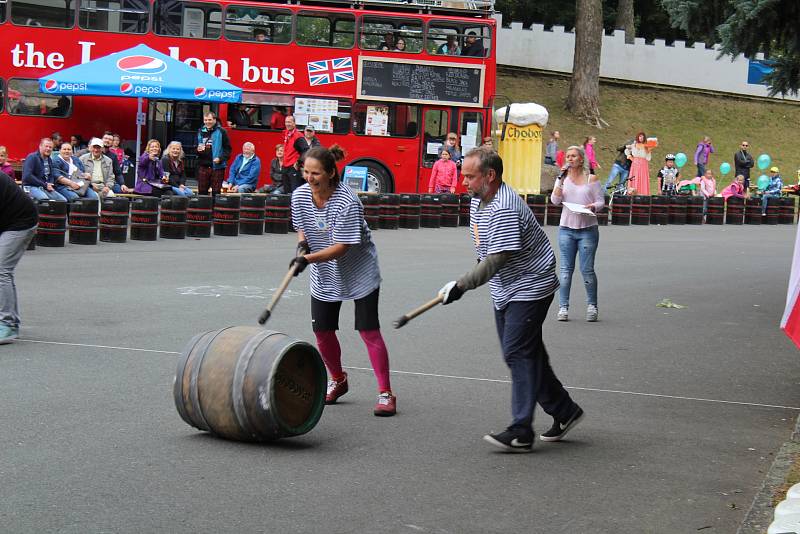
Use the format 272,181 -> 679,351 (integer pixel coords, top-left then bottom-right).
567,0 -> 605,127
660,0 -> 800,96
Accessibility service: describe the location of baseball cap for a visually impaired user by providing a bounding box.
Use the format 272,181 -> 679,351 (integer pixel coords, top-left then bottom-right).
304,125 -> 315,132
770,166 -> 779,173
89,137 -> 103,147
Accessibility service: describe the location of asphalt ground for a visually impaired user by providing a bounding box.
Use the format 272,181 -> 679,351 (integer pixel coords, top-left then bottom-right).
1,222 -> 798,534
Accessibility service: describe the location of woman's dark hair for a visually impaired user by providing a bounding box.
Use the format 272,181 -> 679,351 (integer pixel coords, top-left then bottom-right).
636,131 -> 646,143
583,136 -> 591,146
304,144 -> 346,185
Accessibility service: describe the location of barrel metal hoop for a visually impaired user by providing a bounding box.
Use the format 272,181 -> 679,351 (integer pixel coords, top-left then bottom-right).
173,331 -> 207,428
188,327 -> 235,432
231,330 -> 282,439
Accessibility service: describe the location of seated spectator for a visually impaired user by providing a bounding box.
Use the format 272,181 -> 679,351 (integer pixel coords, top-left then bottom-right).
101,131 -> 127,193
436,34 -> 461,55
22,138 -> 66,201
699,169 -> 717,216
444,132 -> 462,167
294,125 -> 321,162
482,136 -> 494,148
50,132 -> 63,148
0,146 -> 15,181
461,31 -> 485,57
70,134 -> 86,152
394,38 -> 407,52
428,148 -> 458,194
379,32 -> 396,51
161,141 -> 194,197
52,142 -> 98,201
109,134 -> 124,165
253,28 -> 270,42
78,138 -> 116,198
225,142 -> 261,193
259,143 -> 285,193
136,139 -> 169,196
762,166 -> 783,215
721,175 -> 746,201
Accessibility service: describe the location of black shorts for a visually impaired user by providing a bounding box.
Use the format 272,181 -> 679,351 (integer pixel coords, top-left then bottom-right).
311,287 -> 381,332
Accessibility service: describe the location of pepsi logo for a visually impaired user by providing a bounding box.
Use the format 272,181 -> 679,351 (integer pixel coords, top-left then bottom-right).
194,87 -> 207,98
44,79 -> 58,92
120,82 -> 133,95
117,55 -> 167,75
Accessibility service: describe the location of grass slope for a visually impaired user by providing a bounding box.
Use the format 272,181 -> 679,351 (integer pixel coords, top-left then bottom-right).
497,70 -> 800,191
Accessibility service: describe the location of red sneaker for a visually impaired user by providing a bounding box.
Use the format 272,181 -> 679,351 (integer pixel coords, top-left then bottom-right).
325,373 -> 348,404
373,392 -> 396,417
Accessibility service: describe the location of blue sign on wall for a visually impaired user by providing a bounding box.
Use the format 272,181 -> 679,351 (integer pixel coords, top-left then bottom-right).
747,59 -> 775,86
343,166 -> 368,191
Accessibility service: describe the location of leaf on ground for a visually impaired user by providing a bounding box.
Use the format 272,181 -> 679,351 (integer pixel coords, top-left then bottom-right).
656,298 -> 686,309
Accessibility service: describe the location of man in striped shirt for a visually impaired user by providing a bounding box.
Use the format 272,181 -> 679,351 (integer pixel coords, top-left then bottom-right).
438,147 -> 584,452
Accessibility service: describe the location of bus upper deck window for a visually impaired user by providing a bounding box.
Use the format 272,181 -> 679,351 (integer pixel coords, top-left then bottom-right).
79,0 -> 149,34
428,22 -> 491,58
154,0 -> 221,39
12,0 -> 75,28
0,1 -> 6,24
224,6 -> 291,44
8,78 -> 71,117
360,17 -> 423,53
296,12 -> 354,48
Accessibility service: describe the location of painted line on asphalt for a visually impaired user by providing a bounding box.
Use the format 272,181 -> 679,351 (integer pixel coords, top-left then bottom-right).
16,339 -> 800,411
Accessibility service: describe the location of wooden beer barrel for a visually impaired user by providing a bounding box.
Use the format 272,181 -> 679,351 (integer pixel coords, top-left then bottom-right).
596,195 -> 610,226
439,193 -> 460,227
174,326 -> 327,442
420,194 -> 442,228
780,197 -> 796,224
725,197 -> 744,225
459,193 -> 471,226
649,195 -> 670,225
706,197 -> 724,225
378,193 -> 400,230
745,196 -> 763,225
240,194 -> 266,235
160,196 -> 188,239
685,196 -> 704,225
213,194 -> 240,236
187,196 -> 213,238
668,196 -> 687,225
765,196 -> 780,225
399,193 -> 420,229
611,194 -> 631,225
68,198 -> 100,245
130,196 -> 160,241
264,194 -> 291,234
100,197 -> 129,243
630,195 -> 651,225
36,199 -> 68,247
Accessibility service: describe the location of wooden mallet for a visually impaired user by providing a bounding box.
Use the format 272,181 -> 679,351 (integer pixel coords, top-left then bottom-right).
393,295 -> 444,329
258,264 -> 298,325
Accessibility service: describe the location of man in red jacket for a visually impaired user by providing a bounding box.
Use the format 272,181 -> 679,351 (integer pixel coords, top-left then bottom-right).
282,115 -> 304,195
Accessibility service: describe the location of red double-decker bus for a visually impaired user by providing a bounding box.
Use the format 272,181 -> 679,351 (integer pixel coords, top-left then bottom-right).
0,0 -> 496,192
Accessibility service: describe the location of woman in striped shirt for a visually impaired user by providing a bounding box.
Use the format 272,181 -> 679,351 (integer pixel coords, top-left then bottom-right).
289,145 -> 396,416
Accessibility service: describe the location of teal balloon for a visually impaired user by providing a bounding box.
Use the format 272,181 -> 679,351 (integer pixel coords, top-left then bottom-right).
719,162 -> 731,175
757,175 -> 770,190
674,152 -> 688,168
757,154 -> 771,170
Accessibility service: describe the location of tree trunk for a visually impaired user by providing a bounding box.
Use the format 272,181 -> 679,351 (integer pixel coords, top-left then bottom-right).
615,0 -> 635,44
566,0 -> 605,127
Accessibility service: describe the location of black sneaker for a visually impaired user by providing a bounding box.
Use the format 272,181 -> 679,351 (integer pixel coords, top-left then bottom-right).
540,406 -> 584,442
483,427 -> 534,453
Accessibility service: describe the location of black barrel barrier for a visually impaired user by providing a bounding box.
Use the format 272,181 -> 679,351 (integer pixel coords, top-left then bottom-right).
378,194 -> 400,230
399,194 -> 421,229
650,195 -> 670,225
100,197 -> 129,243
213,195 -> 240,236
725,197 -> 745,225
439,193 -> 460,228
265,194 -> 291,234
459,193 -> 471,226
240,194 -> 266,235
420,194 -> 442,228
765,196 -> 780,225
130,196 -> 159,241
631,195 -> 651,225
745,196 -> 763,225
611,195 -> 631,225
706,197 -> 724,225
526,194 -> 546,226
546,197 -> 562,226
685,196 -> 704,225
160,196 -> 188,239
596,195 -> 610,226
780,197 -> 796,225
668,196 -> 687,225
68,198 -> 99,245
36,200 -> 67,247
357,193 -> 380,230
187,196 -> 213,237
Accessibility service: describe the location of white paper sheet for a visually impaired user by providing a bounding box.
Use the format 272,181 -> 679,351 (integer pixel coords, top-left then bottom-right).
562,202 -> 596,216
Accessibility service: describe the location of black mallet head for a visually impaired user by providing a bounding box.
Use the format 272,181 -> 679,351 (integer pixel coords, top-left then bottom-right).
393,315 -> 409,329
258,309 -> 271,325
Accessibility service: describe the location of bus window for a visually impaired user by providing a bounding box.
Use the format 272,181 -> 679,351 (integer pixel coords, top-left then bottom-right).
422,109 -> 449,167
1,1 -> 6,24
296,12 -> 355,48
8,79 -> 71,117
459,111 -> 483,154
12,0 -> 75,28
360,17 -> 423,53
224,6 -> 291,44
154,0 -> 221,39
227,104 -> 289,131
0,79 -> 4,114
428,22 -> 491,58
79,0 -> 149,34
352,102 -> 418,138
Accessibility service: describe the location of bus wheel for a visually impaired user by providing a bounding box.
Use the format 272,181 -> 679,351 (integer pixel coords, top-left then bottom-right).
354,160 -> 393,193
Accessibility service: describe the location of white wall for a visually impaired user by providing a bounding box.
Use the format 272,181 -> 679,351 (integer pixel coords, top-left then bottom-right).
494,14 -> 799,102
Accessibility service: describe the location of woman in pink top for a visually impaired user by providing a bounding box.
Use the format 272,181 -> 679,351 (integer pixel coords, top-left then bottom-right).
551,145 -> 605,322
699,169 -> 717,215
721,175 -> 746,201
583,136 -> 600,173
428,148 -> 458,193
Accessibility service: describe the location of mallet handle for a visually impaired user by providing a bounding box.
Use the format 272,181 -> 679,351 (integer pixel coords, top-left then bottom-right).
258,265 -> 297,325
393,295 -> 444,329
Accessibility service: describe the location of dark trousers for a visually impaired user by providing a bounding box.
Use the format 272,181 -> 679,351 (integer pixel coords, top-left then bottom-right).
493,294 -> 577,431
197,166 -> 225,197
283,166 -> 303,195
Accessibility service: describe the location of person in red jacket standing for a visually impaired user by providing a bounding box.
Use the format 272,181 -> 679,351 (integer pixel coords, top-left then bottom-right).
282,115 -> 304,195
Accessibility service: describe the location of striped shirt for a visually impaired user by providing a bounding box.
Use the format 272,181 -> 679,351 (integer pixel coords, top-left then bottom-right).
292,182 -> 381,302
470,182 -> 559,309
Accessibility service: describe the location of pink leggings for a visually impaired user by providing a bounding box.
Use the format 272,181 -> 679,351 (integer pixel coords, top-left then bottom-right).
314,329 -> 391,392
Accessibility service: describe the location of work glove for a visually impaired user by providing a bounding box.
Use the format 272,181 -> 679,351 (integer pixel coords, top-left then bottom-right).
296,239 -> 310,256
289,256 -> 309,276
438,281 -> 464,305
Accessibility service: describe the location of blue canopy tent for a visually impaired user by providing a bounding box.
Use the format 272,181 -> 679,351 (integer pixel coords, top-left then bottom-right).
38,44 -> 242,180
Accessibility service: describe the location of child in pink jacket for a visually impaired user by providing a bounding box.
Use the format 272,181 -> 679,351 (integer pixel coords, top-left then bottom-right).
428,148 -> 458,193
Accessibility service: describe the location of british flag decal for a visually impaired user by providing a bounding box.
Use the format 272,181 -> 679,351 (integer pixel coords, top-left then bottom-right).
307,57 -> 354,86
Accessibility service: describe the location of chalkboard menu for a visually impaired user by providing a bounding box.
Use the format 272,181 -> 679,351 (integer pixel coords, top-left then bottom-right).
357,57 -> 485,108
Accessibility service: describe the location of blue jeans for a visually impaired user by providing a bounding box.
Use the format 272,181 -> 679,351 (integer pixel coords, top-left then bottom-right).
493,295 -> 578,431
0,226 -> 36,328
603,163 -> 629,189
235,184 -> 255,193
696,163 -> 706,178
55,185 -> 99,202
762,193 -> 780,214
171,186 -> 194,197
558,225 -> 599,308
27,186 -> 66,202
